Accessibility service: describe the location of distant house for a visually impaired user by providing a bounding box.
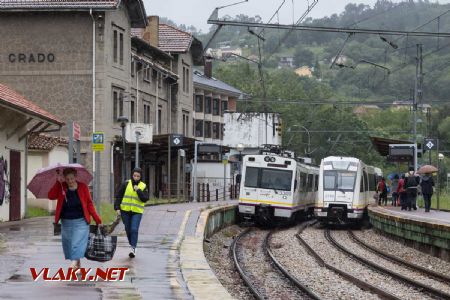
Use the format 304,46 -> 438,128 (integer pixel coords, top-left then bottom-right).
206,47 -> 243,59
279,56 -> 295,68
331,55 -> 348,64
205,48 -> 223,59
392,100 -> 431,113
353,105 -> 380,115
221,47 -> 242,58
295,66 -> 313,77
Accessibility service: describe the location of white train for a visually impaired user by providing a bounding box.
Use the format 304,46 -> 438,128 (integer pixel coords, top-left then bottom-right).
238,148 -> 319,224
314,156 -> 379,223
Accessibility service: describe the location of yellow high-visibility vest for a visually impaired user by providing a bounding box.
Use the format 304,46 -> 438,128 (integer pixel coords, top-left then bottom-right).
120,180 -> 147,214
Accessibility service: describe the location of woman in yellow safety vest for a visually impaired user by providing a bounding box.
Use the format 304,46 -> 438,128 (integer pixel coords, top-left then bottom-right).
114,168 -> 149,258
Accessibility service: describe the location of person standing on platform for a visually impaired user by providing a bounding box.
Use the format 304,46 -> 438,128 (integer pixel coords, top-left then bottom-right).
391,174 -> 399,206
377,177 -> 388,206
405,167 -> 420,211
114,167 -> 149,258
397,174 -> 407,210
420,173 -> 435,212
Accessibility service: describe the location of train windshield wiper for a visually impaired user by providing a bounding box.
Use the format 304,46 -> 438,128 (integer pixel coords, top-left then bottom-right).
268,182 -> 279,194
338,188 -> 346,194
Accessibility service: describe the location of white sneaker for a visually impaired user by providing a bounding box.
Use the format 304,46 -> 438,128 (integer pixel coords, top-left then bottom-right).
129,247 -> 135,258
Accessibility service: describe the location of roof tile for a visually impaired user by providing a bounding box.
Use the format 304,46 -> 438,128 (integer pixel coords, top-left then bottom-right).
158,23 -> 193,53
0,83 -> 63,125
0,0 -> 118,9
28,133 -> 67,151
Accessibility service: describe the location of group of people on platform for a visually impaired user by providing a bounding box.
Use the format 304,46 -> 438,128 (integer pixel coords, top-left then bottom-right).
376,167 -> 435,212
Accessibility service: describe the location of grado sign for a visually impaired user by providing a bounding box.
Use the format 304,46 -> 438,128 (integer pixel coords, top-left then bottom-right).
8,53 -> 55,63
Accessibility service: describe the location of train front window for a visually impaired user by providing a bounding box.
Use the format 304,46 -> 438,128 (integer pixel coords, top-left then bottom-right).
260,169 -> 293,191
324,172 -> 336,190
244,167 -> 259,188
338,172 -> 356,190
324,171 -> 356,191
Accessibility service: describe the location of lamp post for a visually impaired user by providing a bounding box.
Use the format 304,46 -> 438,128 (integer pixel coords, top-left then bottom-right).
237,143 -> 244,162
236,143 -> 244,196
118,116 -> 128,182
437,153 -> 444,210
287,125 -> 311,155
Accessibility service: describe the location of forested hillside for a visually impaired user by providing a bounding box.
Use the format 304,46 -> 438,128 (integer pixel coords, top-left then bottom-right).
180,1 -> 450,175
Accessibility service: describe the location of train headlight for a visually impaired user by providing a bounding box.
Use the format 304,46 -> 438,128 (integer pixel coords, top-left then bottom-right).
264,156 -> 270,162
270,157 -> 276,162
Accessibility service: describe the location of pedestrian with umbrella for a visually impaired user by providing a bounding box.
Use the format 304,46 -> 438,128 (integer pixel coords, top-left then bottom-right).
420,173 -> 435,212
28,163 -> 102,269
417,165 -> 438,213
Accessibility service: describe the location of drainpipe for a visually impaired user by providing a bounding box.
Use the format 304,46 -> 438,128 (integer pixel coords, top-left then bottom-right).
155,72 -> 159,134
24,135 -> 28,218
110,141 -> 115,203
89,10 -> 96,135
89,9 -> 97,201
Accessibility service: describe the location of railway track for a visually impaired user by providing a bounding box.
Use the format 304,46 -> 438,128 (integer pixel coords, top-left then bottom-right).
348,230 -> 450,284
296,223 -> 401,300
326,229 -> 450,300
231,227 -> 321,300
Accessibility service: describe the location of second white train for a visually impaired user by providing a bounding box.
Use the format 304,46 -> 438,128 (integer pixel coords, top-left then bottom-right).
314,156 -> 380,223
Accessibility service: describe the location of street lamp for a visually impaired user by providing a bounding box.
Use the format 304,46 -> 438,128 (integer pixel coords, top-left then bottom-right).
117,116 -> 128,182
437,153 -> 445,210
236,143 -> 244,162
236,143 -> 245,195
287,125 -> 311,155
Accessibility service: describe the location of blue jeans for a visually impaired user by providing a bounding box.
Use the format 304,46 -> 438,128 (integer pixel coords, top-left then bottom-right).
61,218 -> 89,260
121,211 -> 143,248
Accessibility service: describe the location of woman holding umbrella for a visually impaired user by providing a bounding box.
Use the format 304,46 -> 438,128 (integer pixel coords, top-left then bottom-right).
48,167 -> 102,268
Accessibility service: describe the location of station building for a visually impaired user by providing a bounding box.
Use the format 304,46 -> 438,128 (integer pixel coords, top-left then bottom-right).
0,1 -> 206,201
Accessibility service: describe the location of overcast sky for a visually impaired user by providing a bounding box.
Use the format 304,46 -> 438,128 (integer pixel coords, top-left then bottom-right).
144,0 -> 450,32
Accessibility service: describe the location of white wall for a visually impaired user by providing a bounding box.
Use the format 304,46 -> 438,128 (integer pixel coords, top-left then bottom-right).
192,162 -> 233,200
223,113 -> 282,148
27,146 -> 67,212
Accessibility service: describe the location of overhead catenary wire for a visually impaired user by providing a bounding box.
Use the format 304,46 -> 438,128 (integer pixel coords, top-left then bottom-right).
263,0 -> 319,63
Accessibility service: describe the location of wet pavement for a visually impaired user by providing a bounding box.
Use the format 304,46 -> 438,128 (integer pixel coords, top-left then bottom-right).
0,201 -> 237,299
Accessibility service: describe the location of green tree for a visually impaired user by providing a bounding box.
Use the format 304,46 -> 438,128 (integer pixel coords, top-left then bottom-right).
293,48 -> 315,67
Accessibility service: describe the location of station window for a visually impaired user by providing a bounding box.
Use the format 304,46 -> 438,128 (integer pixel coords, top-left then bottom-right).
195,95 -> 203,112
195,120 -> 203,137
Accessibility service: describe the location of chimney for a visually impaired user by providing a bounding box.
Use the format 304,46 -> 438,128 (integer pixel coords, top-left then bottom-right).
143,16 -> 159,47
204,57 -> 213,78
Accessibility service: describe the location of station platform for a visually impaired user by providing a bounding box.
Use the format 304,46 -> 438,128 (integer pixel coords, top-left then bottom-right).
0,200 -> 237,299
368,206 -> 450,262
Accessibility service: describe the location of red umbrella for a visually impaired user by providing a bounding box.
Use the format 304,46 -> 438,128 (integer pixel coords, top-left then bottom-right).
27,163 -> 93,198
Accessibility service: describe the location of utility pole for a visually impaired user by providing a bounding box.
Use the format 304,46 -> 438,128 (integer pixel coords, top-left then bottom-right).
413,44 -> 422,172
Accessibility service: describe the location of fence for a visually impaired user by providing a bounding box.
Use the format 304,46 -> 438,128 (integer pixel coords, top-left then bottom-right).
195,178 -> 239,202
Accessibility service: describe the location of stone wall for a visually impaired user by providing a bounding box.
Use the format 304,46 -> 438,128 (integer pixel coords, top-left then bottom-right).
369,207 -> 450,261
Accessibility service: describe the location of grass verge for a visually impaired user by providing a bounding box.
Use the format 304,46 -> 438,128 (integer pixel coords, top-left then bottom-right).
25,206 -> 52,218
